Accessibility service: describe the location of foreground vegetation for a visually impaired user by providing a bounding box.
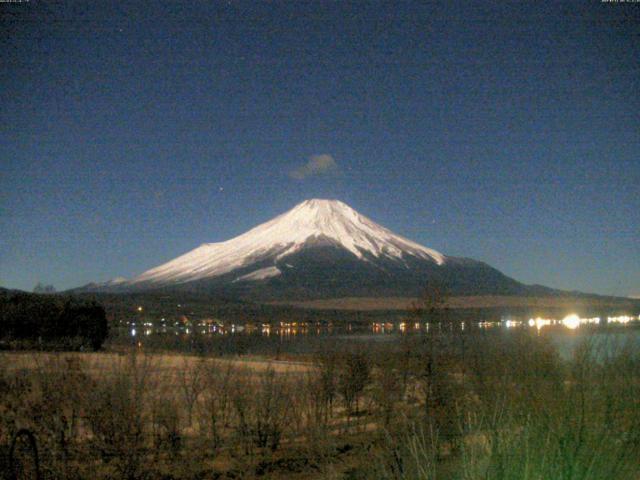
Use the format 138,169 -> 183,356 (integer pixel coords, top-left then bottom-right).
1,322 -> 639,480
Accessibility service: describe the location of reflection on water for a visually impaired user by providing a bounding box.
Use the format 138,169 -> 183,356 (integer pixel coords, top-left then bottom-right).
120,312 -> 640,340
527,314 -> 636,331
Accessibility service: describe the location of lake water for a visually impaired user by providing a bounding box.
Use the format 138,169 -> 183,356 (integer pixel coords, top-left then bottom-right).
117,309 -> 640,358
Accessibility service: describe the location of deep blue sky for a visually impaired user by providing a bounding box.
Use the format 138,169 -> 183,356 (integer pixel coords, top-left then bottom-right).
1,1 -> 639,296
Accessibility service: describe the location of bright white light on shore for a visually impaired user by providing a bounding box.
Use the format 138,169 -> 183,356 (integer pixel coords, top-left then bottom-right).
608,315 -> 633,324
131,328 -> 137,337
528,317 -> 552,330
137,306 -> 143,312
562,314 -> 580,330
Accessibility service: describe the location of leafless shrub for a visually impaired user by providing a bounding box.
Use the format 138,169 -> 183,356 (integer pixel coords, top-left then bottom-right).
337,350 -> 371,418
198,361 -> 235,455
369,423 -> 438,480
177,356 -> 207,429
83,353 -> 154,480
0,365 -> 34,447
277,369 -> 335,473
254,367 -> 292,451
230,366 -> 292,460
27,355 -> 94,478
150,396 -> 181,460
315,351 -> 338,421
371,355 -> 405,428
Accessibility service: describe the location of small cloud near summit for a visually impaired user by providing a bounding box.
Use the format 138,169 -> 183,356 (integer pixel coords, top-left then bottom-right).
288,154 -> 338,180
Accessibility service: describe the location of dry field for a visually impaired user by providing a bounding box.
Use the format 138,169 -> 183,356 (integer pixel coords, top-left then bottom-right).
0,351 -> 312,375
0,348 -> 381,479
2,330 -> 640,480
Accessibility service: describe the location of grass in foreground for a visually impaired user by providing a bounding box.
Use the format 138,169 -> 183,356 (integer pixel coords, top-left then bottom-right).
1,327 -> 639,479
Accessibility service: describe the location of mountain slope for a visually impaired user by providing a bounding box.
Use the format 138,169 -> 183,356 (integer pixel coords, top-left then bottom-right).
88,199 -> 536,299
129,199 -> 445,287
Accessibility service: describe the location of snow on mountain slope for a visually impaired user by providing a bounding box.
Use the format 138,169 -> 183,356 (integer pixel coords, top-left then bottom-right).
129,199 -> 445,286
233,266 -> 282,283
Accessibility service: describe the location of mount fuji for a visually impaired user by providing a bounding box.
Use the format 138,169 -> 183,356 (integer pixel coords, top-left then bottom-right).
85,199 -> 539,299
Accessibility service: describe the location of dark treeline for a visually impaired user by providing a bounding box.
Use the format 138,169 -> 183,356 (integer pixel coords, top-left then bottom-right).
0,290 -> 108,350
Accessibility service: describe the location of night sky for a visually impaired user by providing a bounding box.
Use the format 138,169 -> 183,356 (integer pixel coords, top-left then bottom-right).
1,1 -> 639,296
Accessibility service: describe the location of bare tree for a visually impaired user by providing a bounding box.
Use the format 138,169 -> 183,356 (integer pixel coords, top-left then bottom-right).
230,367 -> 292,458
83,353 -> 154,480
371,355 -> 405,428
177,356 -> 207,428
337,350 -> 371,418
199,362 -> 235,453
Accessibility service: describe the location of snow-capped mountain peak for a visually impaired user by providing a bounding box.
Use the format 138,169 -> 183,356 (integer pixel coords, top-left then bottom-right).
263,199 -> 444,263
129,199 -> 445,286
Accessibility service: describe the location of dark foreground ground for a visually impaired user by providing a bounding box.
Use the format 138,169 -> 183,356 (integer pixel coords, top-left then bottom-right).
2,323 -> 640,480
